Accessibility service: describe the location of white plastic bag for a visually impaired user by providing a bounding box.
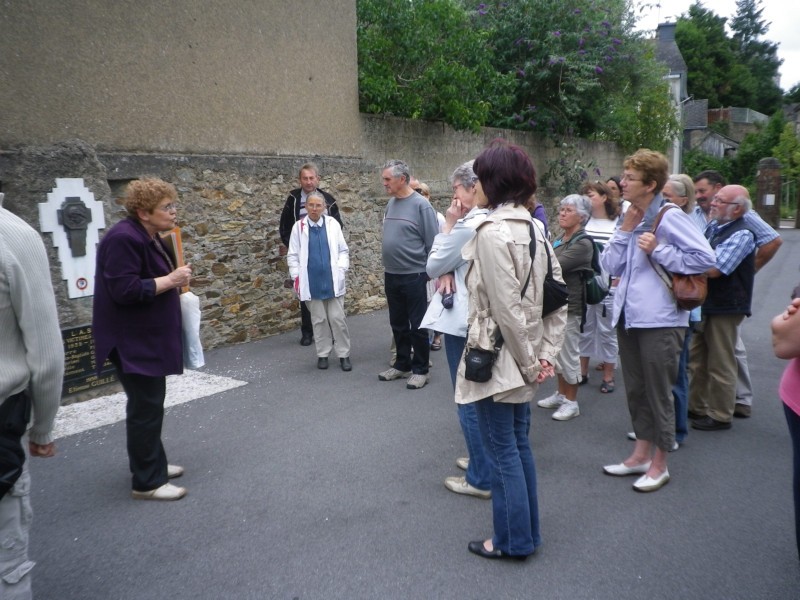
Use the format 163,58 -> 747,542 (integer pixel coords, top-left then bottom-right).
180,291 -> 205,369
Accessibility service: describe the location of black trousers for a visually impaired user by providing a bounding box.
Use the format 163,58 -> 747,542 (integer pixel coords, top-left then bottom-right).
300,301 -> 313,337
385,272 -> 430,374
111,353 -> 169,492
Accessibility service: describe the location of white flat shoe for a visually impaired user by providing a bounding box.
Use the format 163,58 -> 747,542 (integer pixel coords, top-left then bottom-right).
603,461 -> 652,476
131,482 -> 187,501
167,464 -> 184,479
633,469 -> 670,492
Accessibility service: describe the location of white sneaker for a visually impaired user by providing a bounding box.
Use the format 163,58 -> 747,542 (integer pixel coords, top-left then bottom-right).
537,392 -> 565,409
552,400 -> 580,421
379,367 -> 410,381
444,476 -> 491,499
456,457 -> 469,471
406,373 -> 430,389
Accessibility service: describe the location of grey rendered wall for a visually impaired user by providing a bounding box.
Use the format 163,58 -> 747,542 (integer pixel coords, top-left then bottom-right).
0,0 -> 361,157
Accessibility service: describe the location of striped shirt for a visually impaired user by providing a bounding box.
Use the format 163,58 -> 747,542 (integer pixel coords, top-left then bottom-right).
705,220 -> 756,276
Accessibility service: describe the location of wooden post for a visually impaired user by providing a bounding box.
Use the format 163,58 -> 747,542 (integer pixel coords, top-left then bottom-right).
755,157 -> 781,228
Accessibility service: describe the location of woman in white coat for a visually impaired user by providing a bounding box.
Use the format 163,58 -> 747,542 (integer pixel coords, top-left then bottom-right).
422,161 -> 492,499
287,193 -> 351,371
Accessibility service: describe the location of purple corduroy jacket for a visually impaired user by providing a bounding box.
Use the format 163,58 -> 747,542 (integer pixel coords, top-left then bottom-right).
92,217 -> 183,377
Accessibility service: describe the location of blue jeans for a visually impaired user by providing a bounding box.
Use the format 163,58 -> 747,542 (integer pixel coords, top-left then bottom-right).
785,403 -> 800,561
474,398 -> 540,556
384,272 -> 430,375
444,334 -> 491,491
672,326 -> 692,444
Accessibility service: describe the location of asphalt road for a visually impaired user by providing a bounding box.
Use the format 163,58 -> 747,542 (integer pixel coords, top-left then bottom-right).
29,229 -> 800,600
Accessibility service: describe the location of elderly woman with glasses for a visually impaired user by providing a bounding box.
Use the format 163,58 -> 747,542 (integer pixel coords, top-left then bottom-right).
536,194 -> 594,421
93,178 -> 193,501
600,150 -> 715,493
422,161 -> 492,500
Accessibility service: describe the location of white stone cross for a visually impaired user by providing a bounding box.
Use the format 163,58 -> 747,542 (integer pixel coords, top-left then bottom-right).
38,178 -> 106,299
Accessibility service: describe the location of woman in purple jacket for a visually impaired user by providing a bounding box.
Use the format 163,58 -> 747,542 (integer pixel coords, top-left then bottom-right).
600,150 -> 715,493
93,178 -> 192,501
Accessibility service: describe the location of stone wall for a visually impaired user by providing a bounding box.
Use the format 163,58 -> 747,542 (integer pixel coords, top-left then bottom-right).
0,119 -> 625,365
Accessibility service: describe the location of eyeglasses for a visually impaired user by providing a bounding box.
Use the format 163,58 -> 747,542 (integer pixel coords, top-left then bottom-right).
711,198 -> 740,206
620,174 -> 642,182
158,203 -> 177,213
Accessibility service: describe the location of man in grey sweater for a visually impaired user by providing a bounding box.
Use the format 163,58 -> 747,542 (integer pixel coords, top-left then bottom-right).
378,160 -> 439,390
0,193 -> 64,599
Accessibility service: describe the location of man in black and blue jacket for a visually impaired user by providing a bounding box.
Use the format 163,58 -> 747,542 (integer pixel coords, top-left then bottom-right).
279,162 -> 343,345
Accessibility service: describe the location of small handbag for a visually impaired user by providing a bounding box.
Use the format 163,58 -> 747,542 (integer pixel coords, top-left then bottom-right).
533,224 -> 570,317
649,204 -> 708,311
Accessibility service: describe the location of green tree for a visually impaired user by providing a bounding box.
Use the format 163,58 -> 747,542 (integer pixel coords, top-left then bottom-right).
785,83 -> 800,104
356,0 -> 514,132
463,0 -> 679,193
730,0 -> 783,114
675,4 -> 743,108
773,123 -> 800,181
730,110 -> 785,185
675,1 -> 782,113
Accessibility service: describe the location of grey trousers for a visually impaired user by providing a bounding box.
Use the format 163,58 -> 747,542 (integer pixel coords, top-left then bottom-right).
307,296 -> 350,358
617,325 -> 683,453
0,442 -> 34,600
688,314 -> 744,423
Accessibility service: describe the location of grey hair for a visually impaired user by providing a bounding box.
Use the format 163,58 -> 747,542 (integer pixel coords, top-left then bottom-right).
449,160 -> 477,190
382,159 -> 411,184
735,194 -> 752,212
560,194 -> 592,225
299,162 -> 319,177
306,191 -> 325,203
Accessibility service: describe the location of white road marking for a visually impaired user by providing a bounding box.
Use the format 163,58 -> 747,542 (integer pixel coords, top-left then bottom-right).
54,370 -> 248,439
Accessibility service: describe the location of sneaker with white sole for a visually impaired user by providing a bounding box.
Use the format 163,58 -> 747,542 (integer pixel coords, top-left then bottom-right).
131,482 -> 187,501
379,367 -> 411,381
552,399 -> 580,421
444,476 -> 491,499
537,392 -> 565,409
406,373 -> 430,389
456,457 -> 469,471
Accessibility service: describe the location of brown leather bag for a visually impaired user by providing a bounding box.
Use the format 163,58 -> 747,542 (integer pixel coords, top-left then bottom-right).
649,204 -> 708,311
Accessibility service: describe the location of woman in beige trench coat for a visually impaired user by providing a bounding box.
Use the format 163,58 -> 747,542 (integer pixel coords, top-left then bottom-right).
456,140 -> 566,560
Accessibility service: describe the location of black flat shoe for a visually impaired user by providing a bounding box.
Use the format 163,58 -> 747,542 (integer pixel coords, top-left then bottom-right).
317,357 -> 329,370
467,541 -> 528,561
340,357 -> 352,372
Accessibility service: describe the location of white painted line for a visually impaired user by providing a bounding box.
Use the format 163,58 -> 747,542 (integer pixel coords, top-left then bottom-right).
53,370 -> 248,439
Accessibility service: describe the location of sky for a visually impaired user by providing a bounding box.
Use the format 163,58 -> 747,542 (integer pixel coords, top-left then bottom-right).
635,0 -> 800,92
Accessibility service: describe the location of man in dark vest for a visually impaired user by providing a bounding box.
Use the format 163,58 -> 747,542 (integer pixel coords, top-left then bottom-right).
688,185 -> 756,431
279,162 -> 343,346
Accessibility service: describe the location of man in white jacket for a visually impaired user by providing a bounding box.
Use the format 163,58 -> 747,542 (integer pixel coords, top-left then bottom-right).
287,193 -> 352,371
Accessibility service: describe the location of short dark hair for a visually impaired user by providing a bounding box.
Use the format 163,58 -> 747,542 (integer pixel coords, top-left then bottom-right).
472,139 -> 537,208
693,170 -> 727,187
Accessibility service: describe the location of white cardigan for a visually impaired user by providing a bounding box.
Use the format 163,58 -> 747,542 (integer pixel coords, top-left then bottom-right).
287,215 -> 349,301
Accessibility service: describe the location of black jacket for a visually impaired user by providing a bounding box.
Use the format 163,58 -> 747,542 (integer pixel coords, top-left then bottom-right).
279,188 -> 342,246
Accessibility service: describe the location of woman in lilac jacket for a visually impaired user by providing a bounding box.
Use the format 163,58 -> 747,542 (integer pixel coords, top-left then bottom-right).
93,178 -> 192,501
600,150 -> 715,493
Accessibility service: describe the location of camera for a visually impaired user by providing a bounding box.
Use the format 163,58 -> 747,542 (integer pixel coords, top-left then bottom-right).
442,292 -> 454,309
